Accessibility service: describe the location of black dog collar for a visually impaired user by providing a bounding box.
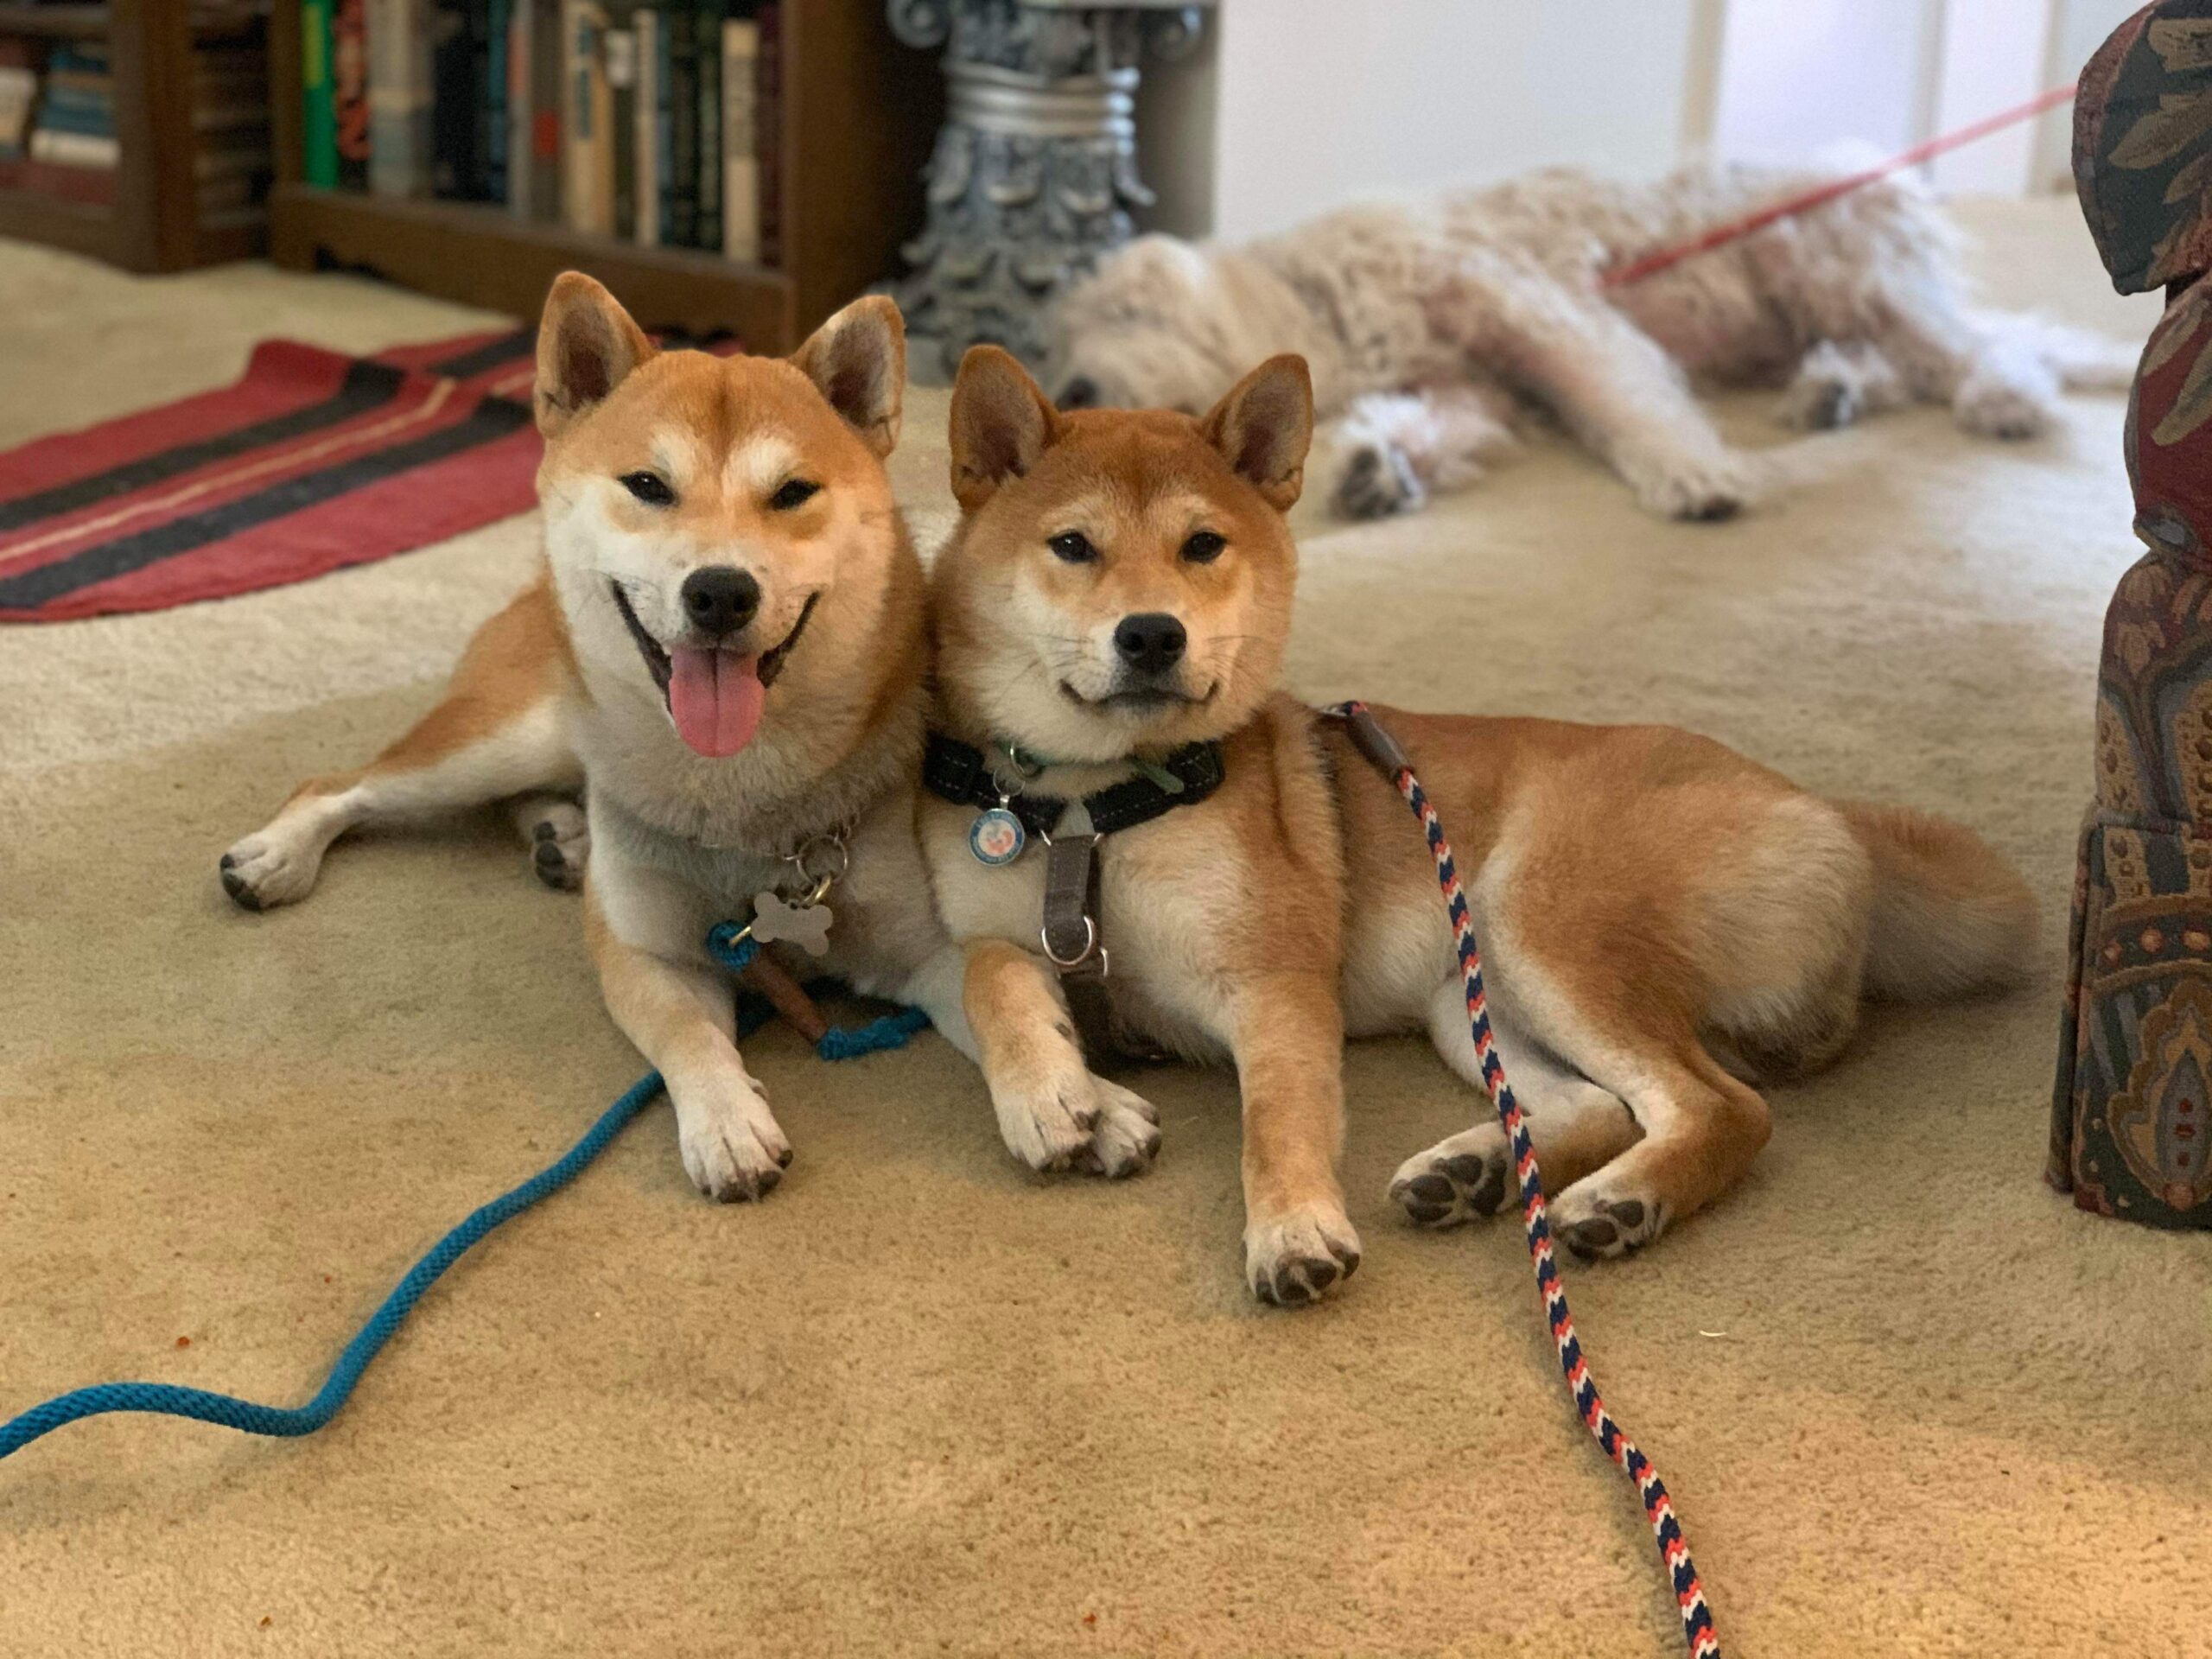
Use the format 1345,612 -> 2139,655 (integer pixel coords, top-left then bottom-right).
922,733 -> 1224,839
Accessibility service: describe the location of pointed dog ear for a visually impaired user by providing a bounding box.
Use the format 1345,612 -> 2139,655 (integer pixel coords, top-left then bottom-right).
949,345 -> 1058,512
535,272 -> 655,438
1202,353 -> 1313,510
792,295 -> 906,457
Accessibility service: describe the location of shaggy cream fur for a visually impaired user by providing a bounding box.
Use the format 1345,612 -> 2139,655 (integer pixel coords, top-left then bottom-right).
1052,164 -> 2138,523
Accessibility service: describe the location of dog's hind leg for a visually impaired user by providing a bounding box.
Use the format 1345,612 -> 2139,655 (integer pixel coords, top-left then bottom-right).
1868,298 -> 2061,441
220,579 -> 582,910
1389,980 -> 1643,1228
1493,286 -> 1756,520
1316,385 -> 1517,520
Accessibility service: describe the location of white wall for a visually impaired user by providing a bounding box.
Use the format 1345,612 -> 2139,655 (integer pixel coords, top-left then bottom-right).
1710,0 -> 1933,164
1136,0 -> 2109,244
1144,0 -> 1704,245
2034,0 -> 2143,190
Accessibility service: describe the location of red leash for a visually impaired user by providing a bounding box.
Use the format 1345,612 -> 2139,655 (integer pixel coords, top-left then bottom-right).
1602,83 -> 2079,289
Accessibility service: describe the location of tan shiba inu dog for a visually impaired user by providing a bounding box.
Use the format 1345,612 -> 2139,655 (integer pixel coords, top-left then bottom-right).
922,345 -> 2034,1303
221,275 -> 991,1200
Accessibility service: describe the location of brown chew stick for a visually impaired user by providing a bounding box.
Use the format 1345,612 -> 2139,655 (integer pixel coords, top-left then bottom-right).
741,955 -> 830,1044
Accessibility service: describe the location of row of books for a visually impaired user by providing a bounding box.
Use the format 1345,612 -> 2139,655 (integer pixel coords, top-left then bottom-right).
0,36 -> 271,218
0,41 -> 118,177
302,0 -> 780,261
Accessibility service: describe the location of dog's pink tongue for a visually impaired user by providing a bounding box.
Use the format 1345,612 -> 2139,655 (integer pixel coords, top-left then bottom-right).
668,649 -> 765,758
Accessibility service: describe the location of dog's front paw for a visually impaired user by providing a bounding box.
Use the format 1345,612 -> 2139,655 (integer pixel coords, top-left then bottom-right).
1073,1077 -> 1161,1179
219,831 -> 321,911
1244,1202 -> 1362,1307
1389,1127 -> 1511,1227
1549,1183 -> 1664,1262
674,1073 -> 791,1202
1619,450 -> 1753,523
527,802 -> 591,891
1332,442 -> 1426,520
991,1060 -> 1100,1173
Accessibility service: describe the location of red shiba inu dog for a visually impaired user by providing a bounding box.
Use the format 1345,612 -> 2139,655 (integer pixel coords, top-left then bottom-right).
220,276 -> 1001,1200
920,345 -> 2034,1304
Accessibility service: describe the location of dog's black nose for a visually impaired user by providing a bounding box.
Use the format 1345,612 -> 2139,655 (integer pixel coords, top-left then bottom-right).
1057,376 -> 1100,410
681,566 -> 761,638
1113,612 -> 1186,673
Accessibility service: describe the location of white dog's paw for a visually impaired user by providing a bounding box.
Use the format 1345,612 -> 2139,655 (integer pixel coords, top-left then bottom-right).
1954,376 -> 2052,442
674,1073 -> 791,1202
1549,1180 -> 1666,1262
219,830 -> 323,911
524,800 -> 590,892
991,1058 -> 1100,1173
1244,1201 -> 1362,1307
1389,1126 -> 1512,1227
1332,441 -> 1427,520
1073,1077 -> 1161,1179
1618,448 -> 1755,523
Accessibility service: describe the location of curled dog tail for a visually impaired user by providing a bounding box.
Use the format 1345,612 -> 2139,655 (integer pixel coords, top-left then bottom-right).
1836,801 -> 2037,1002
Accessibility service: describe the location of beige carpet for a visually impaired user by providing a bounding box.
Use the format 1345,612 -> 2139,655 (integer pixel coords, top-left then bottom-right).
2,203 -> 2204,1659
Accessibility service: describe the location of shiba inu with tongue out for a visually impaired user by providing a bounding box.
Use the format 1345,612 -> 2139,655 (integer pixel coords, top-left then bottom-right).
219,274 -> 1001,1201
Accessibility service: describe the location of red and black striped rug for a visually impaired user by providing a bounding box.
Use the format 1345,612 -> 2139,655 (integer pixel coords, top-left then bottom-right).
0,327 -> 544,622
0,326 -> 751,623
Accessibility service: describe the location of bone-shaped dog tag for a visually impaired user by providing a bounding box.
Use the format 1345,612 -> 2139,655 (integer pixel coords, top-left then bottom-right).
749,890 -> 834,957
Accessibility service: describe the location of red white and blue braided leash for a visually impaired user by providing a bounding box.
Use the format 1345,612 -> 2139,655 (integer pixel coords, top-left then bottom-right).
1333,702 -> 1720,1659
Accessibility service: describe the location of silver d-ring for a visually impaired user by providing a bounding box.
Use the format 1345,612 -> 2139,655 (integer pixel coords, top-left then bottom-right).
1040,913 -> 1098,969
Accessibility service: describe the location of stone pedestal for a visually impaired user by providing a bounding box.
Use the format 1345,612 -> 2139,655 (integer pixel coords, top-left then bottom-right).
887,0 -> 1209,380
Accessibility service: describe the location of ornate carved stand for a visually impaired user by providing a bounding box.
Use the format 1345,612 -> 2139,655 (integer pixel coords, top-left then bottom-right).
887,0 -> 1209,380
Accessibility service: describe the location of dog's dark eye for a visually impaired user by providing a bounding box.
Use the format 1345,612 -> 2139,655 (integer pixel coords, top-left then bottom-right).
620,471 -> 676,506
1182,531 -> 1226,564
1048,531 -> 1096,563
769,478 -> 822,512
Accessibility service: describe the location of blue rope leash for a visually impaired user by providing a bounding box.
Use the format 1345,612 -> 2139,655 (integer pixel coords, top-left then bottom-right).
0,927 -> 923,1463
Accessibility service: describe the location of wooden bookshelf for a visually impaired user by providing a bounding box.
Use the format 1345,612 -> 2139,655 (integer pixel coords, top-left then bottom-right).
264,0 -> 939,350
0,0 -> 270,271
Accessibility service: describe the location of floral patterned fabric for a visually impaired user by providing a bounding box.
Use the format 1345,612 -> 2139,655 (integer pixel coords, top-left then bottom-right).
2053,3 -> 2212,1225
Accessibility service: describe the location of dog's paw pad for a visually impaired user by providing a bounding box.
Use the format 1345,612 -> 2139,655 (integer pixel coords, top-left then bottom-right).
1075,1078 -> 1162,1179
1955,382 -> 2050,442
1246,1210 -> 1362,1307
1333,444 -> 1423,520
1388,1136 -> 1509,1228
219,833 -> 319,910
528,817 -> 590,891
1554,1195 -> 1659,1262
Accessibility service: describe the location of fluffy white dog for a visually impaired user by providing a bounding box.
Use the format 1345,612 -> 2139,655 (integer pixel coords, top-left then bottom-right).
1048,163 -> 2133,522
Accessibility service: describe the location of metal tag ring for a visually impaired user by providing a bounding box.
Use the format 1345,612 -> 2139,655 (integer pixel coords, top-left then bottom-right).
790,836 -> 850,887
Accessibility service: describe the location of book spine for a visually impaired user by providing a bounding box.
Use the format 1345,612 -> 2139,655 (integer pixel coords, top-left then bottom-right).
367,0 -> 434,197
560,0 -> 613,234
632,9 -> 658,246
529,0 -> 563,219
505,0 -> 531,214
29,129 -> 121,167
664,1 -> 695,247
720,16 -> 756,264
692,0 -> 719,251
334,0 -> 370,187
303,0 -> 339,187
607,24 -> 635,240
429,0 -> 475,198
753,0 -> 778,264
486,0 -> 509,200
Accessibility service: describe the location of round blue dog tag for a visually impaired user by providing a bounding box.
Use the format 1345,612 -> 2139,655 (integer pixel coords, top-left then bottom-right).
969,807 -> 1027,867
